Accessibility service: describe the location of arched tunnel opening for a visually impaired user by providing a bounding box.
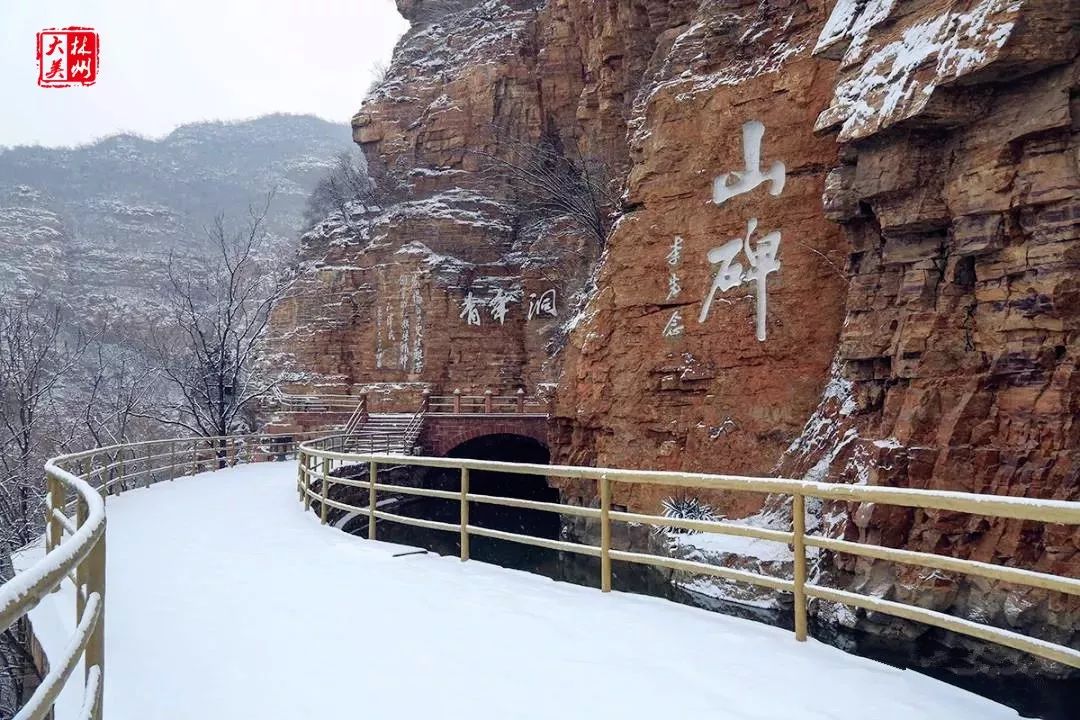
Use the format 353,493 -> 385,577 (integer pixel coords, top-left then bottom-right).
360,434 -> 560,574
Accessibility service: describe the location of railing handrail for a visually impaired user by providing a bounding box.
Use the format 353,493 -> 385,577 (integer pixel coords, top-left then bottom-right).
343,396 -> 368,435
1,463 -> 106,720
296,442 -> 1080,672
426,391 -> 545,415
402,402 -> 426,446
45,431 -> 320,467
270,388 -> 549,416
296,450 -> 1080,524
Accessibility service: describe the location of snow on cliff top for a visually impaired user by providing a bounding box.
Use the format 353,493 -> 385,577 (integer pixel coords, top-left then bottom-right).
18,463 -> 1018,720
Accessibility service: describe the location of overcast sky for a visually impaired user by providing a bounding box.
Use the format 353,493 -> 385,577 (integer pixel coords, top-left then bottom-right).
0,0 -> 409,148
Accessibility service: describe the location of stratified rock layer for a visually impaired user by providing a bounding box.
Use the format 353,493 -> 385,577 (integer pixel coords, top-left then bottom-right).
267,0 -> 589,400
267,0 -> 1079,677
777,0 -> 1080,673
550,0 -> 848,521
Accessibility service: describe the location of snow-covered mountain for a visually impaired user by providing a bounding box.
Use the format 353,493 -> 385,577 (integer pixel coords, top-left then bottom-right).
0,113 -> 352,323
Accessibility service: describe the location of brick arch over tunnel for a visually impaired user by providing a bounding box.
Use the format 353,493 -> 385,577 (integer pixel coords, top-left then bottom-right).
419,415 -> 549,457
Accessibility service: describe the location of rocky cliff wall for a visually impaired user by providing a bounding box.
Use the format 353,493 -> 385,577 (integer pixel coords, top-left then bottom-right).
265,0 -> 709,400
777,0 -> 1080,672
266,0 -> 594,400
549,0 -> 849,520
266,0 -> 1079,674
552,0 -> 1079,672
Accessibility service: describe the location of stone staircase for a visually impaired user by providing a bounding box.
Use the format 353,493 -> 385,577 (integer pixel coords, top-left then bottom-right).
343,412 -> 424,454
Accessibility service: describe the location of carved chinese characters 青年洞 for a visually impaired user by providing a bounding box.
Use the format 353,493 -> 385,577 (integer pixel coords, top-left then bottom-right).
527,289 -> 558,321
699,120 -> 786,342
460,287 -> 558,327
459,292 -> 484,326
488,288 -> 520,325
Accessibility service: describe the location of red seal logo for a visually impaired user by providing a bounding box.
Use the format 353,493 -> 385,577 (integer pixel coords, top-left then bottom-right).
37,27 -> 99,88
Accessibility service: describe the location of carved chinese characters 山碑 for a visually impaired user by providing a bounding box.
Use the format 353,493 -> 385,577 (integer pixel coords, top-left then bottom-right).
699,120 -> 786,342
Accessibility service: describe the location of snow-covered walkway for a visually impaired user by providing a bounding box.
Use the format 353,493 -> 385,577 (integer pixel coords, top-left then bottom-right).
21,463 -> 1019,719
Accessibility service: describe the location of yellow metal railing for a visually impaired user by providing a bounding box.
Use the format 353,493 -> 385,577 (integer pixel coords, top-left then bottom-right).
2,462 -> 104,720
4,431 -> 327,720
297,441 -> 1080,670
9,431 -> 1077,720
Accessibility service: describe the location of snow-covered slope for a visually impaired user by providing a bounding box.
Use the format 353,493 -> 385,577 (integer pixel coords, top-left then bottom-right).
19,463 -> 1019,719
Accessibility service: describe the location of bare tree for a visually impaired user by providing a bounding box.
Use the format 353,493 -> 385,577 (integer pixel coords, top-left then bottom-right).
0,292 -> 90,553
140,196 -> 289,443
302,151 -> 411,231
366,60 -> 391,96
82,345 -> 154,449
0,291 -> 92,715
74,343 -> 158,494
476,127 -> 621,250
303,151 -> 376,229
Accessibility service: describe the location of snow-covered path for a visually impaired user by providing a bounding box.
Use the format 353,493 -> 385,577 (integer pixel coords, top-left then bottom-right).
22,463 -> 1019,719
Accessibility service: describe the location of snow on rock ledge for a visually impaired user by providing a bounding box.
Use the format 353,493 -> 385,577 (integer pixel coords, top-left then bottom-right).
815,0 -> 1023,140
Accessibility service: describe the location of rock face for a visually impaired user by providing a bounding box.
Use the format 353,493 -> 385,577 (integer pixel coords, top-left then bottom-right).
268,0 -> 724,401
549,0 -> 849,521
777,0 -> 1080,672
266,0 -> 597,401
268,0 -> 1079,682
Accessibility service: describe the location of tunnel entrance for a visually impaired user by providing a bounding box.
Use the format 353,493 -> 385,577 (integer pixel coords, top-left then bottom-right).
370,434 -> 560,574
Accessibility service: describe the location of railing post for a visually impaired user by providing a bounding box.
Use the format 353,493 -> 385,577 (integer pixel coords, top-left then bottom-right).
45,472 -> 63,554
144,444 -> 152,488
116,448 -> 125,495
76,498 -> 88,618
360,392 -> 369,423
368,461 -> 377,540
460,467 -> 470,562
297,448 -> 305,501
191,440 -> 198,476
452,389 -> 461,414
320,457 -> 330,525
421,388 -> 431,413
600,476 -> 612,592
484,389 -> 493,414
302,453 -> 312,512
516,388 -> 525,413
84,529 -> 106,720
793,493 -> 808,642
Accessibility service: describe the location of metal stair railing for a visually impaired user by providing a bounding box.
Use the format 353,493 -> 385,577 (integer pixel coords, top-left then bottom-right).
400,402 -> 427,454
343,395 -> 368,436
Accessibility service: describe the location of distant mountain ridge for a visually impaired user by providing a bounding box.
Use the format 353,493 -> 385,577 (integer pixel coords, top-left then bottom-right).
0,113 -> 352,322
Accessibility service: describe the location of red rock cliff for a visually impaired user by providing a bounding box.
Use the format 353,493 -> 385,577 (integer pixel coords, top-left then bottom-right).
267,0 -> 1079,666
778,0 -> 1080,668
